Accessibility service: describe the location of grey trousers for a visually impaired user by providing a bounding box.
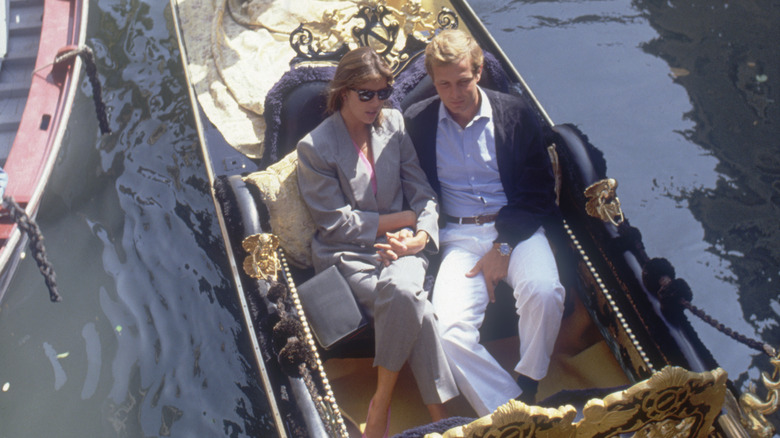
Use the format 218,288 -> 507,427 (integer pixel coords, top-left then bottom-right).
342,254 -> 458,405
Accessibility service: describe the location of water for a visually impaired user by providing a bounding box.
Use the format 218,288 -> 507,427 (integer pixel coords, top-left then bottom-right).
0,0 -> 777,436
470,0 -> 779,390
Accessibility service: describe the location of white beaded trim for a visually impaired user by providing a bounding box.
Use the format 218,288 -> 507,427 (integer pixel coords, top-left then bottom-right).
279,250 -> 349,437
563,219 -> 655,374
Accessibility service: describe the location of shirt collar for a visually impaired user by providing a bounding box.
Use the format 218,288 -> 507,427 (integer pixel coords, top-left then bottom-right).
437,86 -> 493,128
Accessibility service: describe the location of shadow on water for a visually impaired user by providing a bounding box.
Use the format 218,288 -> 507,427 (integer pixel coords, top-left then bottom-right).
1,1 -> 274,437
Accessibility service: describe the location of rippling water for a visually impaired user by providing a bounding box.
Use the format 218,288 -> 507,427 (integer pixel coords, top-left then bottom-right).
0,0 -> 777,436
471,0 -> 778,390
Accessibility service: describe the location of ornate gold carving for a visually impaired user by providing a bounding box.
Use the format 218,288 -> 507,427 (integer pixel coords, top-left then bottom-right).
548,144 -> 561,206
398,0 -> 436,39
584,178 -> 625,226
242,233 -> 281,281
437,401 -> 577,438
739,354 -> 780,438
289,1 -> 456,73
429,367 -> 727,438
301,8 -> 353,54
632,417 -> 696,438
577,367 -> 726,438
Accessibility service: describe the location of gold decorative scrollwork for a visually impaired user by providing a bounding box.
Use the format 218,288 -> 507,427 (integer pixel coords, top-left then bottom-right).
428,367 -> 727,438
548,144 -> 561,206
289,1 -> 457,74
584,178 -> 625,226
577,367 -> 726,438
739,354 -> 780,438
438,401 -> 577,438
242,233 -> 281,281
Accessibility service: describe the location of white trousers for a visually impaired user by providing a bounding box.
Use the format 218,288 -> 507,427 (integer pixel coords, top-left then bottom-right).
432,223 -> 565,416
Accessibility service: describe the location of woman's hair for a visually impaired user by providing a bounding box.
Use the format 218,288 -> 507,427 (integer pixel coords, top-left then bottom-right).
326,47 -> 394,123
424,29 -> 483,79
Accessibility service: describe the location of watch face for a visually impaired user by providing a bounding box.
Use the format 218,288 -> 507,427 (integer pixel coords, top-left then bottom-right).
499,243 -> 511,256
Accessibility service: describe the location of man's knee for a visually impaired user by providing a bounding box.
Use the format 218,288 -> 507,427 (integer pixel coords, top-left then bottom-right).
437,320 -> 480,348
516,277 -> 565,311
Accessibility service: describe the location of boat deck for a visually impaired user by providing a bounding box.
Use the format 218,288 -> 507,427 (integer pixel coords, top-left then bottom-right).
0,0 -> 43,159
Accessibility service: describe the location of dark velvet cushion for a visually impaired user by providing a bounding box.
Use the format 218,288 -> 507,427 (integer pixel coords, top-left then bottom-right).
262,51 -> 511,166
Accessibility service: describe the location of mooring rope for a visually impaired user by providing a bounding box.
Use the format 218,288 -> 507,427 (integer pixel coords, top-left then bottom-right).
1,197 -> 60,302
54,45 -> 111,135
618,222 -> 777,359
682,299 -> 776,357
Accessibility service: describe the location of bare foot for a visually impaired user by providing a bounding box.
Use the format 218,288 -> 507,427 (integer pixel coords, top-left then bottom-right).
363,398 -> 390,438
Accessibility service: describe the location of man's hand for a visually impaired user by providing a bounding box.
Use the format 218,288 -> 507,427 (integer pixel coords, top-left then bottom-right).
466,243 -> 510,303
374,229 -> 428,266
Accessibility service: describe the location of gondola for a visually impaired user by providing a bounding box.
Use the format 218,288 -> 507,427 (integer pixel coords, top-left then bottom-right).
170,0 -> 778,436
0,0 -> 89,301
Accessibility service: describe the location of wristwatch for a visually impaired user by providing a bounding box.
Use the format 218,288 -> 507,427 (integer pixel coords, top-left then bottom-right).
497,242 -> 513,257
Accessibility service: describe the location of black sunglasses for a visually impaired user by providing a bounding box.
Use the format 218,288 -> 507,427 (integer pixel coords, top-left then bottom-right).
349,86 -> 394,102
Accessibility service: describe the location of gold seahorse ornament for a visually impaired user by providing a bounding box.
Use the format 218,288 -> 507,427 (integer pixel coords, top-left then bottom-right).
739,352 -> 780,438
242,233 -> 281,281
585,178 -> 625,226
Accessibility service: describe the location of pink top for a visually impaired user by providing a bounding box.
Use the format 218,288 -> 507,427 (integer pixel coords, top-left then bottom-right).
353,140 -> 377,195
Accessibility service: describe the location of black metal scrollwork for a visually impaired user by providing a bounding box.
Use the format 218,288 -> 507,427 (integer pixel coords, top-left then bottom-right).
437,8 -> 458,30
288,4 -> 459,75
352,5 -> 399,59
289,24 -> 350,65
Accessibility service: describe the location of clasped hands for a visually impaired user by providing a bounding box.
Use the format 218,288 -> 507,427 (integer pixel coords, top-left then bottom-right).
374,228 -> 428,266
373,211 -> 509,302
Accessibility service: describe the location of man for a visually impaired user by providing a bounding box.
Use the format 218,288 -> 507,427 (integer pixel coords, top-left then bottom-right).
402,29 -> 565,416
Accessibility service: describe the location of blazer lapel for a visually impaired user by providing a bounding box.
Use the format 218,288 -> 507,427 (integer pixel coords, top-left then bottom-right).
370,122 -> 395,210
485,90 -> 512,194
332,113 -> 378,211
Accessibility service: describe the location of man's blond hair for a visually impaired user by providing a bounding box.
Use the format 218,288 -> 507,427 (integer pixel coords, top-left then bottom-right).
424,29 -> 483,79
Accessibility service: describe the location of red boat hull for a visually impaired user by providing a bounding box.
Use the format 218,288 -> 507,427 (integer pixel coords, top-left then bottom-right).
0,0 -> 88,296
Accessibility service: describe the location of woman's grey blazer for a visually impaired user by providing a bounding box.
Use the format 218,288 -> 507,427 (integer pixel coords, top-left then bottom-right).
296,108 -> 439,275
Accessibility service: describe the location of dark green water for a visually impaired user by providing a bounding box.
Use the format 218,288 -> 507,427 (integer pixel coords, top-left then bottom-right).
0,0 -> 777,436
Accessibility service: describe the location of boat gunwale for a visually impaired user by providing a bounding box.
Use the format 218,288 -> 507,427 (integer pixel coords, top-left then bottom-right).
0,0 -> 88,297
168,1 -> 291,437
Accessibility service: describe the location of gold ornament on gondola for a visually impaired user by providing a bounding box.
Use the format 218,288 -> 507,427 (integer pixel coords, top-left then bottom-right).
242,233 -> 281,281
585,178 -> 625,226
739,353 -> 780,438
289,1 -> 458,75
434,366 -> 727,438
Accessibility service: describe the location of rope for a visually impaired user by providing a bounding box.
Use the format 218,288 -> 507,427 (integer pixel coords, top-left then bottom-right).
2,197 -> 61,302
681,300 -> 776,358
54,46 -> 111,135
618,223 -> 777,359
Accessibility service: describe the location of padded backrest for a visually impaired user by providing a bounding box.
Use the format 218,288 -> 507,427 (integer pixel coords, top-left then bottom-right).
262,51 -> 513,167
277,81 -> 330,161
262,66 -> 335,166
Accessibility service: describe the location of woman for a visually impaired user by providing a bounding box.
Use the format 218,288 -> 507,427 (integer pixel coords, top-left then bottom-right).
296,47 -> 457,438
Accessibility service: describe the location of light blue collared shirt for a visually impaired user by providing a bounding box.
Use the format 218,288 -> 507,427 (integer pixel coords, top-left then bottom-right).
436,87 -> 507,218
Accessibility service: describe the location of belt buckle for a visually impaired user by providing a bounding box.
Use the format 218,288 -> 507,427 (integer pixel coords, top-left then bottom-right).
474,215 -> 484,226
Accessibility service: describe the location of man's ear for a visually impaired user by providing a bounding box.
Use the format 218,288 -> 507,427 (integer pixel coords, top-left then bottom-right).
475,64 -> 483,83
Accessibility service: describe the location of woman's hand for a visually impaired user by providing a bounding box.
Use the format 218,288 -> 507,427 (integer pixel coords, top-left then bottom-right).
374,229 -> 429,266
